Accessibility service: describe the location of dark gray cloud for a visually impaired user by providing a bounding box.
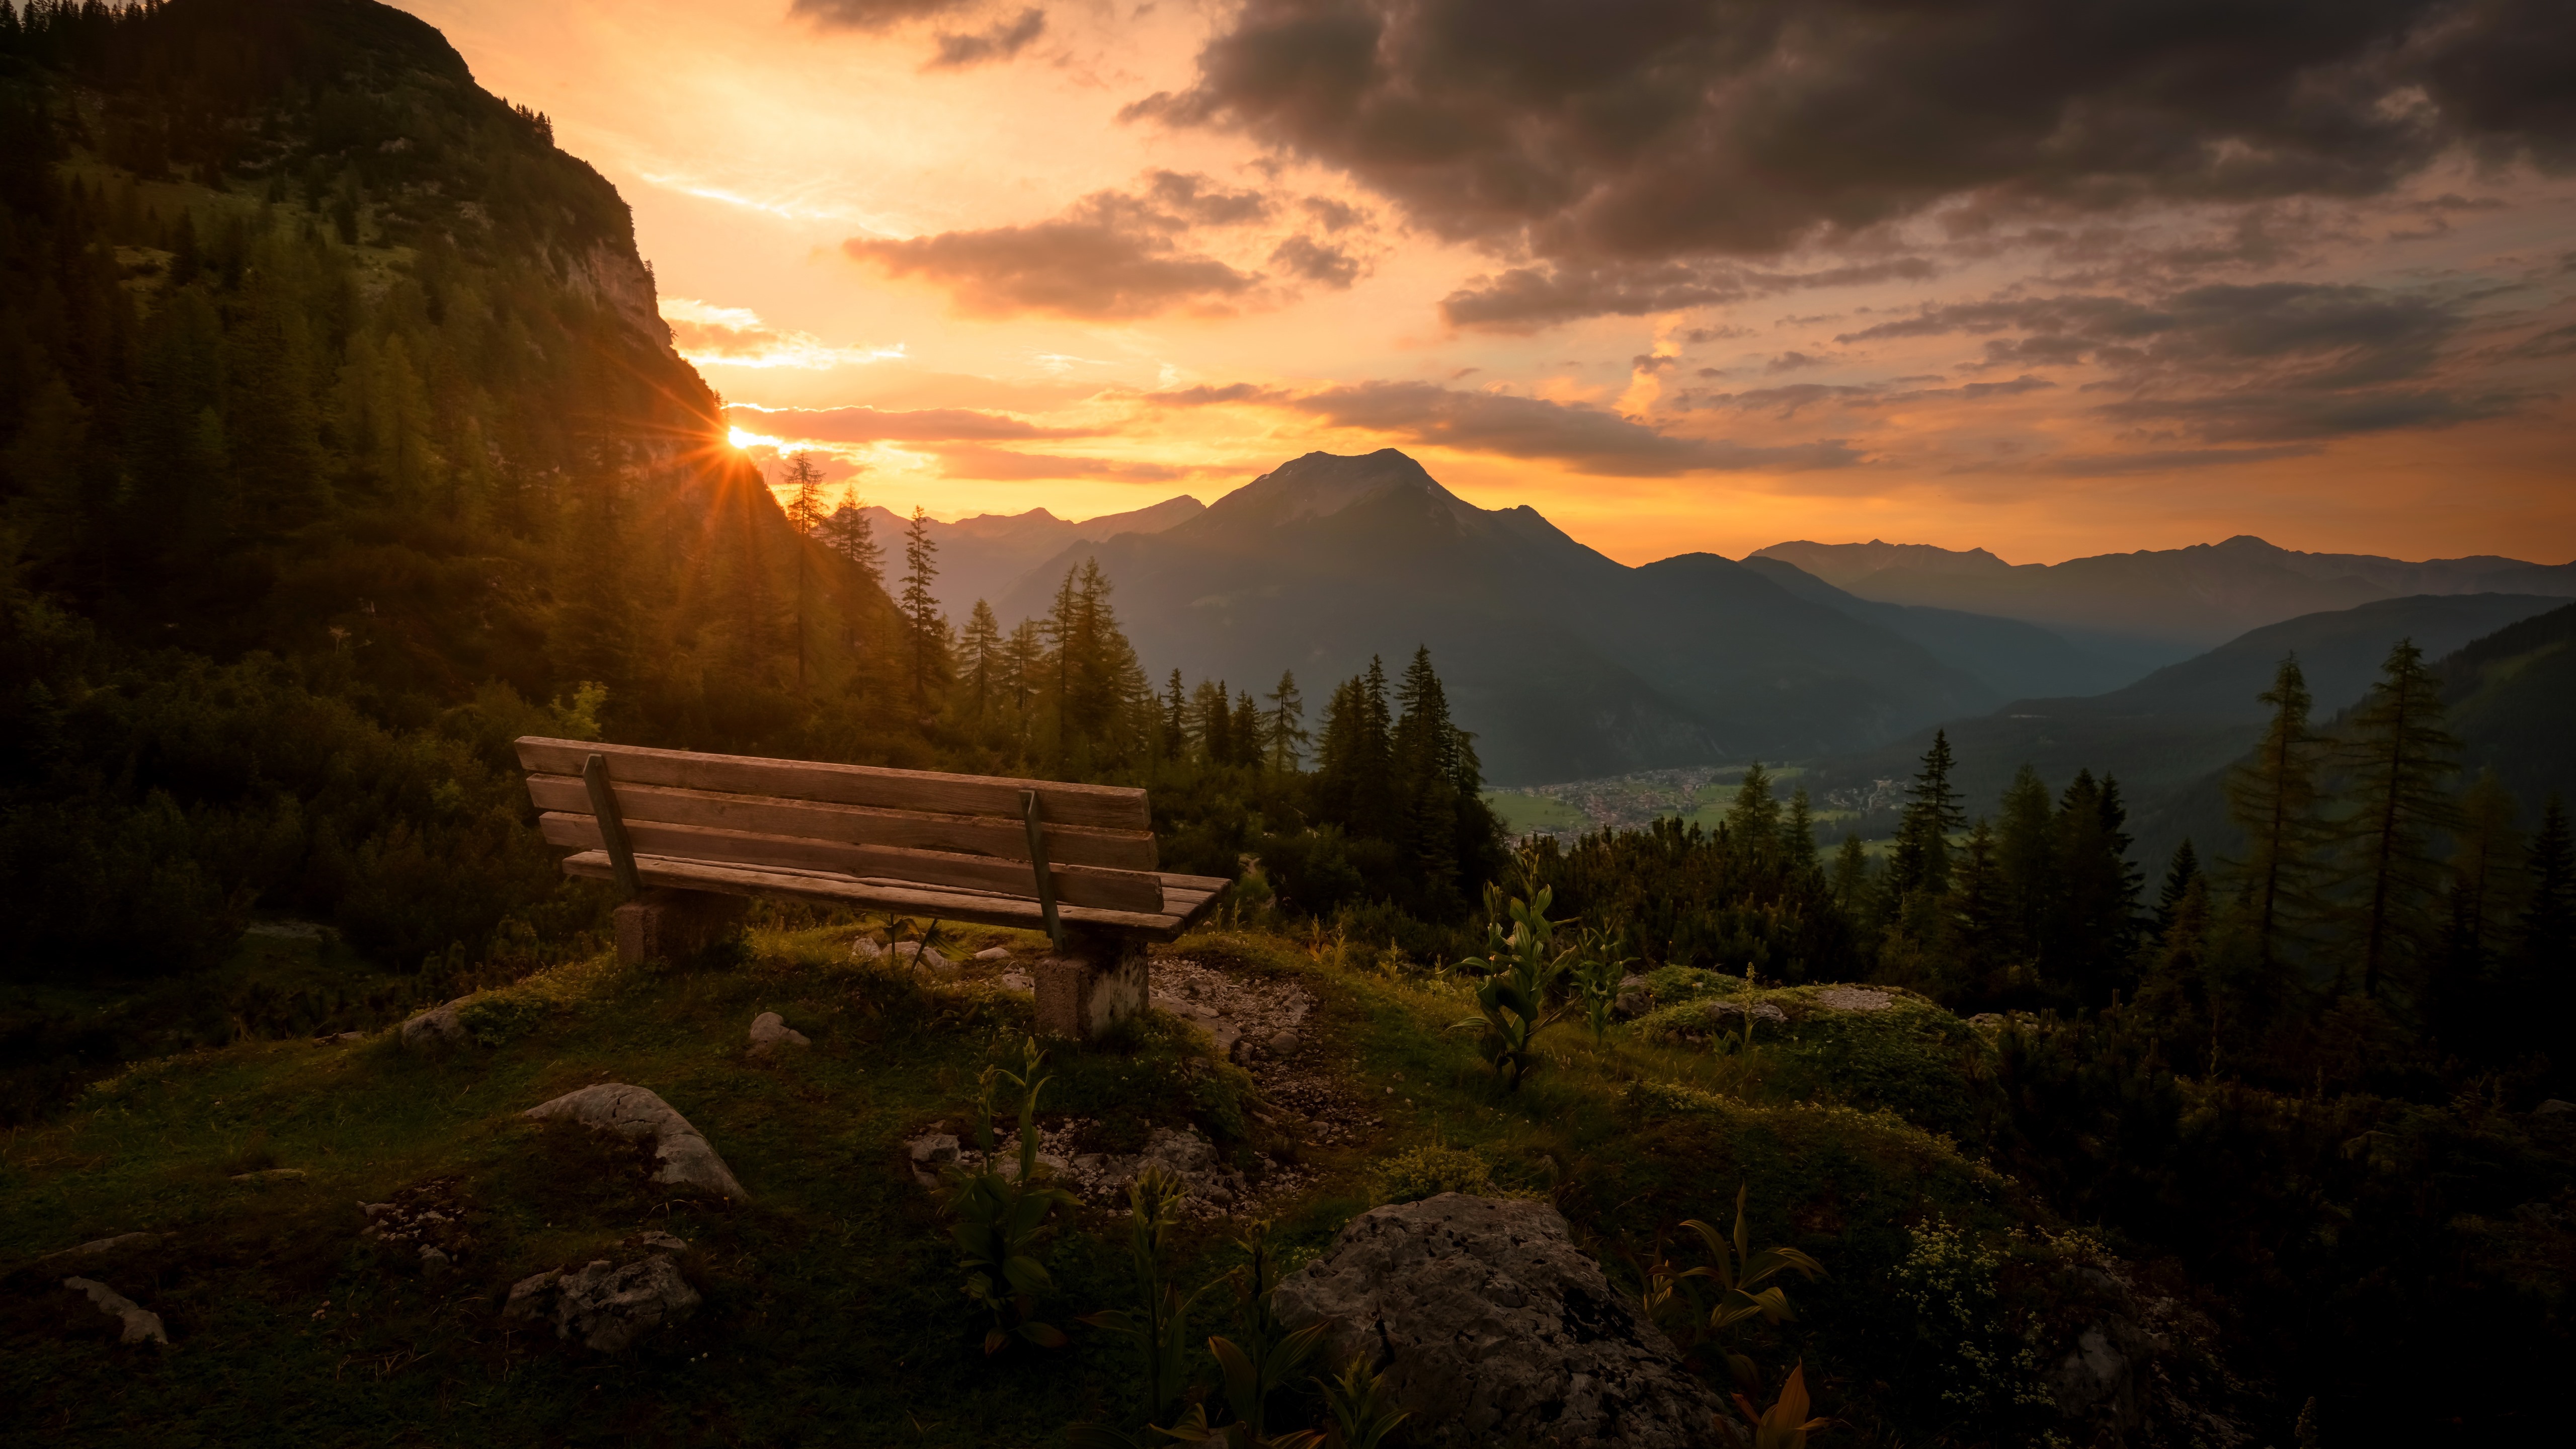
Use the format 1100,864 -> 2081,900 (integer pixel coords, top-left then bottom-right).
791,0 -> 977,31
1840,281 -> 2514,440
844,188 -> 1261,319
1147,377 -> 1851,472
728,404 -> 1079,442
1269,234 -> 1363,286
927,8 -> 1045,69
930,443 -> 1192,481
1685,374 -> 2056,419
1146,170 -> 1274,225
1128,0 -> 2576,326
1301,195 -> 1366,230
1765,351 -> 1828,375
1438,258 -> 1937,333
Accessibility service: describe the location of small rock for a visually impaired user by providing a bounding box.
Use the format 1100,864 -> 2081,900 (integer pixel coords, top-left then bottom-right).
632,1230 -> 690,1254
851,937 -> 885,960
42,1233 -> 156,1266
2537,1099 -> 2575,1115
1267,1029 -> 1301,1055
1812,985 -> 1894,1012
553,1257 -> 700,1352
522,1084 -> 748,1199
419,1245 -> 451,1271
360,1202 -> 396,1218
746,1011 -> 810,1056
503,1269 -> 563,1321
398,1002 -> 469,1051
974,945 -> 1010,961
1613,974 -> 1653,1020
1140,1126 -> 1217,1179
332,1031 -> 365,1043
907,1132 -> 960,1187
63,1277 -> 167,1346
892,940 -> 952,972
998,970 -> 1033,993
230,1168 -> 308,1183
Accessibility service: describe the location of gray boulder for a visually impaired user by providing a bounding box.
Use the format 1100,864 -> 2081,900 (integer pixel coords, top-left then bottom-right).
399,1001 -> 469,1050
63,1277 -> 167,1345
523,1084 -> 747,1199
747,1011 -> 810,1056
503,1256 -> 700,1352
1272,1194 -> 1728,1448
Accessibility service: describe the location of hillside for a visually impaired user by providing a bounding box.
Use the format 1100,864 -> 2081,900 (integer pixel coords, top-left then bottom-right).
1799,592 -> 2570,861
0,0 -> 911,981
2440,602 -> 2576,810
1753,535 -> 2576,656
1739,555 -> 2149,699
996,451 -> 2000,783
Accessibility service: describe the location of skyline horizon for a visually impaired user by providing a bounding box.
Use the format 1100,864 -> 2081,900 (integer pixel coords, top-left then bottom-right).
401,0 -> 2576,569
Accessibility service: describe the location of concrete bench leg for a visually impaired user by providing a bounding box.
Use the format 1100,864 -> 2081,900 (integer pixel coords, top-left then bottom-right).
614,889 -> 748,965
1035,930 -> 1149,1042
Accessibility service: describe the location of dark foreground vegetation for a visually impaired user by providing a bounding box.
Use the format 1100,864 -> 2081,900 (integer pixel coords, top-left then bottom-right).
2,4 -> 2568,1446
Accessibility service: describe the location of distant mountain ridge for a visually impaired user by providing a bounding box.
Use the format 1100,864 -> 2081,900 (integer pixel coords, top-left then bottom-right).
859,495 -> 1204,619
1751,535 -> 2576,655
993,451 -> 2002,783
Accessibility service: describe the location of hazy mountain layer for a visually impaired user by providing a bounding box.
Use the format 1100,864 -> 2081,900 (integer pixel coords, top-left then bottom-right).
996,450 -> 1999,783
1752,535 -> 2576,653
861,495 -> 1203,620
1739,556 -> 2154,698
1801,592 -> 2570,868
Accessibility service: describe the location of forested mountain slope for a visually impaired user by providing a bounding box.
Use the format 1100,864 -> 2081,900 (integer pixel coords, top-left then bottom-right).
0,0 -> 908,976
1754,534 -> 2576,656
997,449 -> 2000,783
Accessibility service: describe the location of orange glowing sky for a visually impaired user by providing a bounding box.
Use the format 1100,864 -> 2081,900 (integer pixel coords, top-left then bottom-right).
403,1 -> 2575,566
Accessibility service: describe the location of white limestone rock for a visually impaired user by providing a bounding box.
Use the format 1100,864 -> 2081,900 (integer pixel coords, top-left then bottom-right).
522,1083 -> 747,1199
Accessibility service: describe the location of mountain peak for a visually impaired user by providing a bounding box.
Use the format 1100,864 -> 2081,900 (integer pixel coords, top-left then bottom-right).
1202,449 -> 1466,529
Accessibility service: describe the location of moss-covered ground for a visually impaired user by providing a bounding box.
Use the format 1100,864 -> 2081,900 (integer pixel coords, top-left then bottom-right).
2,917 -> 2052,1446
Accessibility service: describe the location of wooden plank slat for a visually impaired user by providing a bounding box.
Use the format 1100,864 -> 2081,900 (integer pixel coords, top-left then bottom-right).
526,773 -> 1157,873
538,813 -> 1164,913
559,850 -> 1197,938
516,737 -> 1147,832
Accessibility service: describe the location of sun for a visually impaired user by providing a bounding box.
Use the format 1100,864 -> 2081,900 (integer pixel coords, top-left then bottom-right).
727,426 -> 758,450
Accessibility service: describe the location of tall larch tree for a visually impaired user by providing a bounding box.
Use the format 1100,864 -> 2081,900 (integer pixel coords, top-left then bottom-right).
899,505 -> 945,716
2225,656 -> 2327,980
2332,638 -> 2461,1000
1265,670 -> 1308,772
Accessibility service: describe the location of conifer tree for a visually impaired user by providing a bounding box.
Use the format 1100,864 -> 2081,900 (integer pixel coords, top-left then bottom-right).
2225,656 -> 2327,978
1995,764 -> 2057,961
1162,669 -> 1188,761
2332,639 -> 2461,999
1264,670 -> 1307,772
900,506 -> 946,714
1943,820 -> 2008,1004
1889,730 -> 1965,901
782,452 -> 825,693
1782,788 -> 1820,873
822,497 -> 883,588
1726,762 -> 1782,857
2508,798 -> 2575,1044
1004,618 -> 1044,753
2049,770 -> 2142,1007
2154,840 -> 2201,940
959,599 -> 1003,727
1232,689 -> 1263,769
1831,835 -> 1872,916
1193,678 -> 1232,766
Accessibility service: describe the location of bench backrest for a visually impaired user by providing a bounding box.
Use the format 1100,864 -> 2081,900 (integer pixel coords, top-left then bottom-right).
514,737 -> 1164,919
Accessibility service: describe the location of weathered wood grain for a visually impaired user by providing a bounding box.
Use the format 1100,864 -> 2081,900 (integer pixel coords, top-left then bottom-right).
516,737 -> 1147,831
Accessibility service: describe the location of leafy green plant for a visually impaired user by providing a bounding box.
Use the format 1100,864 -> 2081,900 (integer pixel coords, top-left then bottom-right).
1733,1361 -> 1831,1449
1454,883 -> 1575,1089
943,1035 -> 1078,1354
1678,1185 -> 1827,1391
1315,1354 -> 1409,1449
1205,1219 -> 1335,1443
1077,1165 -> 1210,1433
1572,925 -> 1634,1045
1374,1142 -> 1495,1203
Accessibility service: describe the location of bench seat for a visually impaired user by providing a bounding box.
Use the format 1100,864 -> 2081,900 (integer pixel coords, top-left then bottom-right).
556,848 -> 1229,939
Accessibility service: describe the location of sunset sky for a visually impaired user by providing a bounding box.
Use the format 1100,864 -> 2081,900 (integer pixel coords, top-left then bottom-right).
403,0 -> 2575,566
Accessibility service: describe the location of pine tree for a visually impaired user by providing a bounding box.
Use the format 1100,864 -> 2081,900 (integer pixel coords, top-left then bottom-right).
1943,820 -> 2009,1005
1831,835 -> 1872,917
1726,762 -> 1782,858
2225,656 -> 2327,979
1233,689 -> 1263,769
900,506 -> 946,715
822,497 -> 883,588
2154,840 -> 2201,940
2049,770 -> 2142,1007
1392,647 -> 1464,908
782,452 -> 825,693
1193,678 -> 1232,765
1782,788 -> 1820,873
1004,618 -> 1044,754
1264,670 -> 1308,772
1162,669 -> 1188,762
1889,730 -> 1966,901
1995,763 -> 2056,964
2332,639 -> 2462,1000
959,599 -> 1003,727
2508,799 -> 2575,1054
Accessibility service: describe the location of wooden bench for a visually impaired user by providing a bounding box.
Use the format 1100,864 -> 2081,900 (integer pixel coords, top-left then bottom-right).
514,736 -> 1229,1040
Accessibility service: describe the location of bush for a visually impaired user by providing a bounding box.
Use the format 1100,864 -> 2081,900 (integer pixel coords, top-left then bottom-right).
1375,1143 -> 1496,1203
